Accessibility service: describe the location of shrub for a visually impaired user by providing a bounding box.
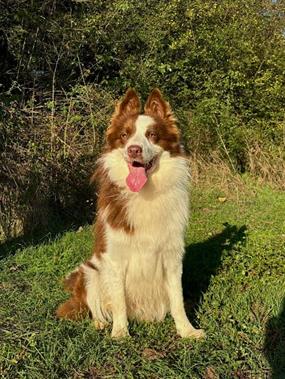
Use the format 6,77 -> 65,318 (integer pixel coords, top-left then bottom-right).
0,86 -> 114,240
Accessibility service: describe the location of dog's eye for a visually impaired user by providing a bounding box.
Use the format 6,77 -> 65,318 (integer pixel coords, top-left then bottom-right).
149,132 -> 157,142
121,132 -> 128,141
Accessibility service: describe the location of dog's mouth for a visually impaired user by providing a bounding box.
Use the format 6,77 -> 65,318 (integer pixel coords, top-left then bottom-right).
130,157 -> 156,173
126,156 -> 158,192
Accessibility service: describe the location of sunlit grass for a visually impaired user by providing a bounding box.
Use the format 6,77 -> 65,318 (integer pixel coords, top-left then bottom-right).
1,177 -> 285,378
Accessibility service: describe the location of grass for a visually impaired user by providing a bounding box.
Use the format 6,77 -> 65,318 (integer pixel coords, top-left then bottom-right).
1,174 -> 285,379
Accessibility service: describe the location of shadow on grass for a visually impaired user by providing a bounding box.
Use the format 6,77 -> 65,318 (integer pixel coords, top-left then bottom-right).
182,223 -> 247,318
264,298 -> 285,379
0,219 -> 81,261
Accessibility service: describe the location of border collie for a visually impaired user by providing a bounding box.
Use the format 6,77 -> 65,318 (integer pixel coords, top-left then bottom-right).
56,89 -> 205,339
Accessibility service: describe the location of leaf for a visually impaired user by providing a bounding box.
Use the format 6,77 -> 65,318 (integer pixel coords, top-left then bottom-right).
142,348 -> 165,360
204,367 -> 219,379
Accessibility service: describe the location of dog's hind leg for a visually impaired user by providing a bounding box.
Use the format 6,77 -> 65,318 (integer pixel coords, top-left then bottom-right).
56,267 -> 88,320
83,260 -> 110,330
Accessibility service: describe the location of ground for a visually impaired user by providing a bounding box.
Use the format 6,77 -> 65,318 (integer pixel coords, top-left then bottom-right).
1,174 -> 285,379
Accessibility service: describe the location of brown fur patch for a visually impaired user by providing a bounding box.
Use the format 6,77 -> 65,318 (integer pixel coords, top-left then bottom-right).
106,114 -> 137,151
93,162 -> 134,239
63,270 -> 80,293
92,215 -> 107,258
144,88 -> 182,156
105,88 -> 141,151
114,88 -> 141,117
56,268 -> 88,320
145,117 -> 181,156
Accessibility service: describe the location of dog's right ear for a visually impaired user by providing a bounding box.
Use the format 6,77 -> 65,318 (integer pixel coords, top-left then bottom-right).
105,89 -> 141,151
113,88 -> 141,118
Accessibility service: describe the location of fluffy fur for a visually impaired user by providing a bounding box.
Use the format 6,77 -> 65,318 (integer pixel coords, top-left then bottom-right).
56,89 -> 205,339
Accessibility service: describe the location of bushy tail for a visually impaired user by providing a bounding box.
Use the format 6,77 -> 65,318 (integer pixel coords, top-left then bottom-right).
56,269 -> 89,320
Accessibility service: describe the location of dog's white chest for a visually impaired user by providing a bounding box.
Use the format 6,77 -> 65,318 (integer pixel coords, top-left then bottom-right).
127,185 -> 188,248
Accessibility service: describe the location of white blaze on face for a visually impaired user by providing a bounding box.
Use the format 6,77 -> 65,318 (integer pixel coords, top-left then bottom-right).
125,115 -> 161,163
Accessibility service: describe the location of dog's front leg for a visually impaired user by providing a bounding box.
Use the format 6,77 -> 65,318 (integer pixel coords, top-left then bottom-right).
164,255 -> 205,339
107,260 -> 129,339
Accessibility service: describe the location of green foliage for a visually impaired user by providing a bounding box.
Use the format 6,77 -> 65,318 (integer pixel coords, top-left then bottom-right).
1,0 -> 285,238
1,0 -> 284,160
0,86 -> 114,240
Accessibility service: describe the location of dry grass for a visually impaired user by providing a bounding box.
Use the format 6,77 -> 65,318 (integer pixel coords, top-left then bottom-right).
190,148 -> 285,198
190,154 -> 248,198
247,143 -> 285,190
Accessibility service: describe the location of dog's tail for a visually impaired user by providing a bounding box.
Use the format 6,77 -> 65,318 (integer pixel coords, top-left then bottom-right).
56,268 -> 89,320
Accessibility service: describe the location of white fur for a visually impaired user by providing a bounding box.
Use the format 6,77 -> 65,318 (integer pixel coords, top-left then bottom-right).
84,136 -> 205,339
124,115 -> 161,163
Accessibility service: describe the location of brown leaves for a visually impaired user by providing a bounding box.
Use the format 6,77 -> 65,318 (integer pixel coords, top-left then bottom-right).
142,348 -> 166,360
203,367 -> 219,379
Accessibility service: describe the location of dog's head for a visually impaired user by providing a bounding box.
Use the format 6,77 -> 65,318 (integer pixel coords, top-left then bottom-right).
103,89 -> 184,192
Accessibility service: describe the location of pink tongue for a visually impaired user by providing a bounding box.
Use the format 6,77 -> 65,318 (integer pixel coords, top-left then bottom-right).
126,164 -> 147,192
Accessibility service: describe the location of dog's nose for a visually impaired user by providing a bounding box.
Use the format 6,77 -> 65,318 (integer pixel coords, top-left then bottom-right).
127,145 -> 142,159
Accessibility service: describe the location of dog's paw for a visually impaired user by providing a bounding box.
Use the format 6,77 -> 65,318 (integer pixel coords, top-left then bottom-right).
93,320 -> 108,330
111,327 -> 130,339
178,328 -> 206,339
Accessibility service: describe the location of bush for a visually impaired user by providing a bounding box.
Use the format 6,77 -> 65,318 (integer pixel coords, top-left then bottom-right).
0,86 -> 114,240
1,0 -> 285,239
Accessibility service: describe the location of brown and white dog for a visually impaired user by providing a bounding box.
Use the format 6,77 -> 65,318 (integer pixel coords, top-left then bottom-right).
56,89 -> 205,339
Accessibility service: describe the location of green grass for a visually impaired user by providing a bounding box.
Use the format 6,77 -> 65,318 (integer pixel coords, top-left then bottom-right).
1,178 -> 285,379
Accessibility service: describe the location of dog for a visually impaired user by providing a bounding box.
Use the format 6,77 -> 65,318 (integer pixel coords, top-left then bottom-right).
56,88 -> 205,339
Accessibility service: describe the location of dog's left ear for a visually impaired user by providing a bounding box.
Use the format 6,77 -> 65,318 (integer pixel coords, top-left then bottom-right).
144,89 -> 174,120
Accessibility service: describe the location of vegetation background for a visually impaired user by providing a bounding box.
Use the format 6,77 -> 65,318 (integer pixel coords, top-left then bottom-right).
1,0 -> 285,240
1,1 -> 285,378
